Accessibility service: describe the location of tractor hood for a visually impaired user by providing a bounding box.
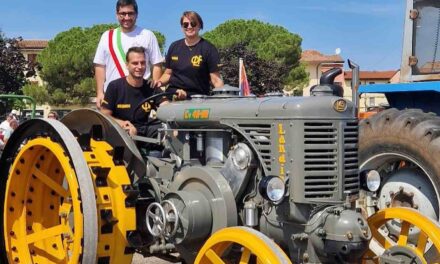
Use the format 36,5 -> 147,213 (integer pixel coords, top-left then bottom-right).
156,96 -> 355,126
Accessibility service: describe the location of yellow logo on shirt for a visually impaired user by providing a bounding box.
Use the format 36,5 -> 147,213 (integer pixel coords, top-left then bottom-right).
191,55 -> 203,67
172,56 -> 178,61
141,102 -> 151,112
117,104 -> 131,109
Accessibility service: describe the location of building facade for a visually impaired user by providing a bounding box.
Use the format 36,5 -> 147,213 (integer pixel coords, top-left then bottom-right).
18,40 -> 48,86
301,49 -> 399,112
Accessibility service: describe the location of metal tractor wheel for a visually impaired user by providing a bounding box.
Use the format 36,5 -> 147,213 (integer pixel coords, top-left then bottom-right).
359,109 -> 440,221
194,226 -> 292,264
0,116 -> 136,263
364,207 -> 440,264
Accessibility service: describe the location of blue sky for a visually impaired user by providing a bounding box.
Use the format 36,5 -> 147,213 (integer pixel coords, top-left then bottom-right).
1,0 -> 406,70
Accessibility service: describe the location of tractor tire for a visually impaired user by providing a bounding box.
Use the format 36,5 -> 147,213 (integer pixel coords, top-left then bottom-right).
359,108 -> 440,222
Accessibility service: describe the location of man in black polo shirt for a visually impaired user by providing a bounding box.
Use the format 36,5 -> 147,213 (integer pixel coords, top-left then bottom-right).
101,46 -> 166,137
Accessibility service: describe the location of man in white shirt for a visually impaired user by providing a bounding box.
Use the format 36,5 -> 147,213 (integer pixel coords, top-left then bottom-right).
93,0 -> 164,108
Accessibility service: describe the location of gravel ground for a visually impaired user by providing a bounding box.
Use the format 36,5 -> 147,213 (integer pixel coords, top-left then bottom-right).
131,253 -> 182,264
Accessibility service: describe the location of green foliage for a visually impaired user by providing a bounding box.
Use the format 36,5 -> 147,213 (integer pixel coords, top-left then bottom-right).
284,63 -> 310,95
38,24 -> 116,93
219,43 -> 286,95
203,19 -> 308,93
72,77 -> 95,106
50,89 -> 68,106
0,30 -> 32,93
152,31 -> 165,53
22,83 -> 50,105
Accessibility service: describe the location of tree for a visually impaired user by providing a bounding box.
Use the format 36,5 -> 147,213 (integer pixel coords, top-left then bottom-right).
38,24 -> 166,104
22,83 -> 50,105
218,43 -> 287,95
71,77 -> 95,106
203,19 -> 309,94
0,30 -> 33,93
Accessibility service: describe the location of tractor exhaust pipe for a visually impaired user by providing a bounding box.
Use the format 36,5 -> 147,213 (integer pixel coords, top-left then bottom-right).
348,60 -> 360,117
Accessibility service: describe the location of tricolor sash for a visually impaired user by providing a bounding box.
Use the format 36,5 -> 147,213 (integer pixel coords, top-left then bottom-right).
108,28 -> 128,78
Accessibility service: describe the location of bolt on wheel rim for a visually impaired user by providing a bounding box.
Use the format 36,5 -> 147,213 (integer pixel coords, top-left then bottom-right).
4,137 -> 83,264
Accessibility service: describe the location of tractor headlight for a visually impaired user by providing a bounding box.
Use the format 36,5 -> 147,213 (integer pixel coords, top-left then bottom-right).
259,176 -> 285,203
231,144 -> 251,170
361,170 -> 381,192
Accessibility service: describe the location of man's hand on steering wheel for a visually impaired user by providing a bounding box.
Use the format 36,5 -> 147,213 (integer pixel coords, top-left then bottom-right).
175,89 -> 187,100
132,91 -> 177,122
120,120 -> 137,136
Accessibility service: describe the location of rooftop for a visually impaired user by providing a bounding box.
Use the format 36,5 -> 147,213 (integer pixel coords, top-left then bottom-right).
300,50 -> 344,63
345,70 -> 398,80
18,40 -> 48,49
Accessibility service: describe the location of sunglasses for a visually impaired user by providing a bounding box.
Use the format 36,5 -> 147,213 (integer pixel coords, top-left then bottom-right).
182,21 -> 198,29
118,11 -> 136,18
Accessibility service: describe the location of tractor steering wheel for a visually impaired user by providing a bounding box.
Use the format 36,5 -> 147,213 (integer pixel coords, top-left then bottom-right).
132,92 -> 176,122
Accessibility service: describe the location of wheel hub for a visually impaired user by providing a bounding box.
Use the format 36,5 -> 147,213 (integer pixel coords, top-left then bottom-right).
380,246 -> 423,264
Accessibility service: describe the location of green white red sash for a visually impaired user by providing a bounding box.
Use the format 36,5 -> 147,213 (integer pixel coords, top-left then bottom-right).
108,27 -> 128,78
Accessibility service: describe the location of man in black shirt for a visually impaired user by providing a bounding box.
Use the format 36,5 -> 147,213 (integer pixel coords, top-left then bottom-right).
101,46 -> 166,137
155,11 -> 224,99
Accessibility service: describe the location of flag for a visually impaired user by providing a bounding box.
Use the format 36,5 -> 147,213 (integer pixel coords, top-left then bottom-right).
239,58 -> 251,96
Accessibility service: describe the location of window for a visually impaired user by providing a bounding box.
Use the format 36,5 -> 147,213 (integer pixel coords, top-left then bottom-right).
28,53 -> 37,64
369,97 -> 376,106
369,81 -> 375,84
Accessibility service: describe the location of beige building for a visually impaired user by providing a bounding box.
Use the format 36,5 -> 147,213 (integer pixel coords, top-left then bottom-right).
18,40 -> 48,86
301,49 -> 400,112
300,50 -> 346,97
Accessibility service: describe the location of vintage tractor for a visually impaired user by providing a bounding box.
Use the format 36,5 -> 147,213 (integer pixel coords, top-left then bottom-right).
0,62 -> 439,264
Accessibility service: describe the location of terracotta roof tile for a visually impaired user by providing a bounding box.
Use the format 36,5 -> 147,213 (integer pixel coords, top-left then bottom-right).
345,70 -> 398,80
300,50 -> 344,63
18,40 -> 48,49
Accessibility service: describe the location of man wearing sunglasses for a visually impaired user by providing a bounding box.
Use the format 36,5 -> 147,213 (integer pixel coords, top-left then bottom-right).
94,0 -> 163,108
155,11 -> 224,100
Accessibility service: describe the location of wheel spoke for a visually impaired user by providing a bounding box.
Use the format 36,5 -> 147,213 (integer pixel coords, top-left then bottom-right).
239,248 -> 251,263
205,248 -> 225,264
371,225 -> 393,248
32,167 -> 68,198
32,244 -> 66,262
26,224 -> 68,244
416,231 -> 429,255
397,221 -> 411,246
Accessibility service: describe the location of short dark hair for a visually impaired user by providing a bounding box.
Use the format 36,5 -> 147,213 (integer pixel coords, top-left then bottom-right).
181,11 -> 204,30
126,46 -> 146,62
116,0 -> 138,14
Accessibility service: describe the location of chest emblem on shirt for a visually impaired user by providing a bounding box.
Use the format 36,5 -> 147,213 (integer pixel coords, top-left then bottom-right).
191,55 -> 203,67
117,104 -> 131,109
171,56 -> 178,61
142,102 -> 152,112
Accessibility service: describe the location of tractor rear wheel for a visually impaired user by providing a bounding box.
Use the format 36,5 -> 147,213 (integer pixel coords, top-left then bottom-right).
359,108 -> 440,221
0,118 -> 136,263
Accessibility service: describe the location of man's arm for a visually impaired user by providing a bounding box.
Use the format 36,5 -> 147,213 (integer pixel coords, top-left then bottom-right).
95,64 -> 106,108
210,72 -> 224,88
152,63 -> 162,81
100,107 -> 137,136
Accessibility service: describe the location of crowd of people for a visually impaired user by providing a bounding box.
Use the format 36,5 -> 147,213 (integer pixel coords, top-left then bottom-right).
94,0 -> 224,136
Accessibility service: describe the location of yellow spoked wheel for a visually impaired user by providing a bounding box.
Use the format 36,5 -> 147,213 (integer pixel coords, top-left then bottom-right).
3,134 -> 135,263
4,138 -> 84,263
84,139 -> 136,263
364,207 -> 440,264
195,226 -> 292,264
